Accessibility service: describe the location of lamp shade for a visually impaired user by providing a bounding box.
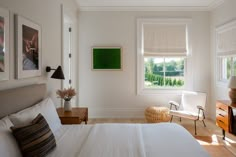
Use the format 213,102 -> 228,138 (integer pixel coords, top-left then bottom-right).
51,66 -> 65,80
228,76 -> 236,89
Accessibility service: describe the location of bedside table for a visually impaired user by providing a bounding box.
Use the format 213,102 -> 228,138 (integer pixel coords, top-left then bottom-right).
56,107 -> 88,124
216,100 -> 236,139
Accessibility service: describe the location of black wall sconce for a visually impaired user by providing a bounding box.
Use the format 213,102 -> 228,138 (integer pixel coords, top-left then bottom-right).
46,66 -> 65,80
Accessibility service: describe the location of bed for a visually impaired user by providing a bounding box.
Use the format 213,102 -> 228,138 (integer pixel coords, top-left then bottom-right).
0,84 -> 210,157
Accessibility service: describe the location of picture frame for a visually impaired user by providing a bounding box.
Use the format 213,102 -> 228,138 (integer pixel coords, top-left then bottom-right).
92,47 -> 122,70
15,15 -> 42,79
0,7 -> 10,81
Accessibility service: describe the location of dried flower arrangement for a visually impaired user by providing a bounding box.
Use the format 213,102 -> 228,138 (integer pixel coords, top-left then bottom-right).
56,87 -> 76,101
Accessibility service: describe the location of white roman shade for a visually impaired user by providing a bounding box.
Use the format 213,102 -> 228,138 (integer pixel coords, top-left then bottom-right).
143,24 -> 188,57
216,20 -> 236,57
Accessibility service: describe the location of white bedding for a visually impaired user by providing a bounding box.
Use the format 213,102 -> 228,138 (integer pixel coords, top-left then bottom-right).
47,123 -> 209,157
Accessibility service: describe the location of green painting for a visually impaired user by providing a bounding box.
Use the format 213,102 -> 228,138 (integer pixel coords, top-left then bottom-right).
92,47 -> 122,70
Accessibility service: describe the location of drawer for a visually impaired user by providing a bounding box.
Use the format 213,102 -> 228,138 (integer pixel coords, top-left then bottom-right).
216,118 -> 229,132
216,102 -> 228,112
216,112 -> 228,124
60,117 -> 82,124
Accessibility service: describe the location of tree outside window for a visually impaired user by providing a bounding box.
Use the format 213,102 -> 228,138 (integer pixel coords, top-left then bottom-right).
144,57 -> 184,88
220,56 -> 236,81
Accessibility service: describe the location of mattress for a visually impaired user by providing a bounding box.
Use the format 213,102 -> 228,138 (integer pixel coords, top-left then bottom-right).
47,123 -> 209,157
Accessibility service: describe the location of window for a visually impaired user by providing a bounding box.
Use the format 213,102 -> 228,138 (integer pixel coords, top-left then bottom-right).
218,56 -> 236,82
216,20 -> 236,85
137,18 -> 191,94
144,57 -> 185,88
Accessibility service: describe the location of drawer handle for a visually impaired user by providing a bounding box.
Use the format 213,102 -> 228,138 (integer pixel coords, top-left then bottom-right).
219,107 -> 225,111
219,114 -> 225,117
219,120 -> 224,124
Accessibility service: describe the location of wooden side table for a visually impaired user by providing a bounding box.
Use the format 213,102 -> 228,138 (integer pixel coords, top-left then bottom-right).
56,107 -> 88,124
216,100 -> 236,139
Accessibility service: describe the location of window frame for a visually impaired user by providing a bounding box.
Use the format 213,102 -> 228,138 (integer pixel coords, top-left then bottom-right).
144,56 -> 186,89
215,20 -> 236,87
137,18 -> 192,95
217,56 -> 236,86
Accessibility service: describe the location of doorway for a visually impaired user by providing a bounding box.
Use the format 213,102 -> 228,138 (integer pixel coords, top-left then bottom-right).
62,5 -> 77,105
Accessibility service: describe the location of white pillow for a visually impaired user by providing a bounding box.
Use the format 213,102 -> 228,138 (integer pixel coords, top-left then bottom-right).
0,116 -> 13,130
0,116 -> 21,157
37,98 -> 62,132
9,97 -> 62,133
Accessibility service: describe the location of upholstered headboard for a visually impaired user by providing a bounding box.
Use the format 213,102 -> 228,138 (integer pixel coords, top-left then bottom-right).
0,84 -> 46,118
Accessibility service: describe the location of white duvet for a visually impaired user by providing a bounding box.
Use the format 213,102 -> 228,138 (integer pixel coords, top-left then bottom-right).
47,123 -> 209,157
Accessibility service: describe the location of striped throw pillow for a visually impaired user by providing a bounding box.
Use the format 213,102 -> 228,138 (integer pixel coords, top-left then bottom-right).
11,113 -> 56,157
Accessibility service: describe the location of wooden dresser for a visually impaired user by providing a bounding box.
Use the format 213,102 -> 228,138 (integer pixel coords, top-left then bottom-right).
216,100 -> 236,139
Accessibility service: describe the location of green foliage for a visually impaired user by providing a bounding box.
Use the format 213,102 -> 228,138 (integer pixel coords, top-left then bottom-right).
144,57 -> 184,87
145,58 -> 155,74
145,73 -> 184,87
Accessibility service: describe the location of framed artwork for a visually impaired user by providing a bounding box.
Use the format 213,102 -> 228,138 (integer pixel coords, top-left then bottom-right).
92,47 -> 122,70
15,15 -> 41,79
0,7 -> 10,81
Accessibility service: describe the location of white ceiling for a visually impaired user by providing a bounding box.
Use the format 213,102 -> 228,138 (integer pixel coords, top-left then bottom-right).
76,0 -> 225,11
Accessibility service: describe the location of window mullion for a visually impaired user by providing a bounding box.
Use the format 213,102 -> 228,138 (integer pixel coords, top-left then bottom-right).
164,57 -> 166,87
220,58 -> 222,80
233,57 -> 235,76
231,57 -> 234,77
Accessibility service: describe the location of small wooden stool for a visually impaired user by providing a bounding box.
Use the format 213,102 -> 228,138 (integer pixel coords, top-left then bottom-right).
145,106 -> 170,123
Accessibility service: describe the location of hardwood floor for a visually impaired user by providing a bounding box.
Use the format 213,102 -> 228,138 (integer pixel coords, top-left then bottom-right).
88,118 -> 236,157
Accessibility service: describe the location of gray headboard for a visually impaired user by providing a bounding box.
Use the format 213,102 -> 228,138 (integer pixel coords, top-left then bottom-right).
0,84 -> 46,118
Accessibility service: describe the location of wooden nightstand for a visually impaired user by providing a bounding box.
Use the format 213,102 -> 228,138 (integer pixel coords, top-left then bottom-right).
56,107 -> 88,124
216,100 -> 236,139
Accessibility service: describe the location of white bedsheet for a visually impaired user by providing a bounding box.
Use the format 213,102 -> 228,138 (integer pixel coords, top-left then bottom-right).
78,124 -> 146,157
47,125 -> 93,157
47,123 -> 209,157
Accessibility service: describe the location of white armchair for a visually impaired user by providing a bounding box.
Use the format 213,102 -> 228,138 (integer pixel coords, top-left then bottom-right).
169,91 -> 207,135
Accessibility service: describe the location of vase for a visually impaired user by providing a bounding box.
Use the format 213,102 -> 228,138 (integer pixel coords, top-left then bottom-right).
64,100 -> 72,111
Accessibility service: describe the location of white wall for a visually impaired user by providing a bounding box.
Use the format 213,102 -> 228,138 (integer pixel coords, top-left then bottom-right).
210,0 -> 236,119
78,11 -> 211,118
0,0 -> 78,107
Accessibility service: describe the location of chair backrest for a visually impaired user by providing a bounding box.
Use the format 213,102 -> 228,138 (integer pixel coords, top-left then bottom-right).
181,91 -> 207,114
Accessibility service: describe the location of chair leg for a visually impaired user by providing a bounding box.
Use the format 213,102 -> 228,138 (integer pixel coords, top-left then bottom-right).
222,129 -> 225,140
202,120 -> 206,127
170,115 -> 173,122
194,120 -> 197,135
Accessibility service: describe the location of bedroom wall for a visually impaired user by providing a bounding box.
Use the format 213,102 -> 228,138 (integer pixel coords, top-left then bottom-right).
210,0 -> 236,119
78,11 -> 211,118
0,0 -> 77,107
